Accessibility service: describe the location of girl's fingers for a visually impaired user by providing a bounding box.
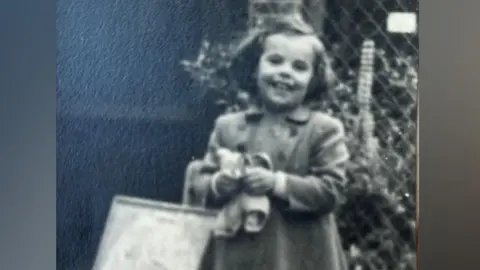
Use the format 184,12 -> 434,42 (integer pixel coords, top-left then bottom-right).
243,174 -> 260,185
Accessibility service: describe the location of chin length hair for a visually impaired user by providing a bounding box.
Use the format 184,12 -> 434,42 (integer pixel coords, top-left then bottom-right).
227,17 -> 338,104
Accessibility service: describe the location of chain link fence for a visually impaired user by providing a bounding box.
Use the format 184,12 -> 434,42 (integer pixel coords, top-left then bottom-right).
181,0 -> 418,269
320,1 -> 418,269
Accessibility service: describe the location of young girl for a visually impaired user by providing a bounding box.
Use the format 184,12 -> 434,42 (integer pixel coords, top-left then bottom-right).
189,17 -> 350,270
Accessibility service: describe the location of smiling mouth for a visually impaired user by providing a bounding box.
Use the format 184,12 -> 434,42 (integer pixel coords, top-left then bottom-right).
267,78 -> 295,92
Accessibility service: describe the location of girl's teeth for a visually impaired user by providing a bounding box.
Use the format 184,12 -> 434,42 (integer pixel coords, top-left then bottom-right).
268,79 -> 293,90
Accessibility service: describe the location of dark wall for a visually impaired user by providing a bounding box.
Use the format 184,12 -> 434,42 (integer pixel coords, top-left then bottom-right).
57,0 -> 204,110
56,0 -> 244,269
56,115 -> 215,269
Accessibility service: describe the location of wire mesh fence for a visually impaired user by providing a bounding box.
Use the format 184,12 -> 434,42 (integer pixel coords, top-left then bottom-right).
320,1 -> 418,269
181,0 -> 418,269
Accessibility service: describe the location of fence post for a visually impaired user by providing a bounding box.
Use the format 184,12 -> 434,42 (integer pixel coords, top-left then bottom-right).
246,0 -> 328,35
303,0 -> 327,35
248,0 -> 305,28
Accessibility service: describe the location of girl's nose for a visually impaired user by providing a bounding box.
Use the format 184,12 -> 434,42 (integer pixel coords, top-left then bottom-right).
278,71 -> 292,79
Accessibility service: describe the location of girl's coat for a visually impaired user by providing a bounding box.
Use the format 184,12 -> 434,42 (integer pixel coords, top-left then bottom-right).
185,105 -> 350,270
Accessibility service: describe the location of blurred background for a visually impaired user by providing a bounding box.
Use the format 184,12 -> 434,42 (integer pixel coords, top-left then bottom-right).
57,0 -> 418,269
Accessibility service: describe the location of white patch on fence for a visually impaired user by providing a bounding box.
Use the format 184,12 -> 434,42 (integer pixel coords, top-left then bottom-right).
387,12 -> 417,34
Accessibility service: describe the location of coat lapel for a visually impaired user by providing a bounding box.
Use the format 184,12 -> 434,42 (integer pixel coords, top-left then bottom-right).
243,106 -> 312,171
278,118 -> 311,171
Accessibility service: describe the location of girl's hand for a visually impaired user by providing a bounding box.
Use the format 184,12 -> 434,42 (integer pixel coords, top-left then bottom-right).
243,167 -> 276,195
210,148 -> 245,197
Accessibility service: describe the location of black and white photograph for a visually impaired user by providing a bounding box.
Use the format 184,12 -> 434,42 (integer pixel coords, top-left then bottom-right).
57,0 -> 418,269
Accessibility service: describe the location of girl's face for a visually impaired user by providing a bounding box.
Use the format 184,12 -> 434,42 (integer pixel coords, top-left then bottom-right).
257,33 -> 315,111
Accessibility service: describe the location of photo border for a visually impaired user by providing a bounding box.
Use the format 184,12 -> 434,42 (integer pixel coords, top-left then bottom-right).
0,0 -> 56,269
418,1 -> 480,269
1,0 -> 480,269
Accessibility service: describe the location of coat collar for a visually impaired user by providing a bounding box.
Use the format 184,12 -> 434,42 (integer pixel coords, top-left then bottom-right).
244,104 -> 311,125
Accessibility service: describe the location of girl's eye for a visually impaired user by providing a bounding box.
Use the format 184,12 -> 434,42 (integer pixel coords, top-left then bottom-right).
292,60 -> 309,71
267,54 -> 284,65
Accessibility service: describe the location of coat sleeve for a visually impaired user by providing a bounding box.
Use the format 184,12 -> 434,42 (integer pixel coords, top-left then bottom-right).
274,116 -> 349,214
185,115 -> 234,209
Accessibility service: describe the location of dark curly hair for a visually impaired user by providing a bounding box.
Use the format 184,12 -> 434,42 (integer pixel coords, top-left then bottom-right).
226,15 -> 338,106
